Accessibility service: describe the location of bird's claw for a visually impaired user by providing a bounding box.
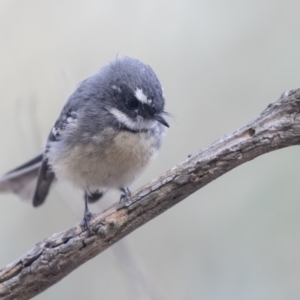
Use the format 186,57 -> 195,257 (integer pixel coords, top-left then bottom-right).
119,187 -> 131,204
81,210 -> 95,234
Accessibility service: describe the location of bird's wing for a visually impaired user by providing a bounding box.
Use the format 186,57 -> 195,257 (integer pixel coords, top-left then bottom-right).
32,102 -> 78,206
32,156 -> 55,207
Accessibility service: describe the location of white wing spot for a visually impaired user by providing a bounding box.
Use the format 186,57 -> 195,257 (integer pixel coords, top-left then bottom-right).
52,127 -> 58,136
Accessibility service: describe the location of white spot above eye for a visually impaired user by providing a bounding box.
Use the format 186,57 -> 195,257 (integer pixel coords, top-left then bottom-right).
135,88 -> 152,105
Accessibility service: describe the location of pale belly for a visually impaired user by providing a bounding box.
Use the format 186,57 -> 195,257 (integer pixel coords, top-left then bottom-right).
48,130 -> 159,191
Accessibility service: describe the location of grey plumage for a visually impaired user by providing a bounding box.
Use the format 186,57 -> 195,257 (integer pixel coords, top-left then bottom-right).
0,57 -> 169,229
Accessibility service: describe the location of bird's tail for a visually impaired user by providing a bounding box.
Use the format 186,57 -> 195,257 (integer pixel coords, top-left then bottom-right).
0,154 -> 43,201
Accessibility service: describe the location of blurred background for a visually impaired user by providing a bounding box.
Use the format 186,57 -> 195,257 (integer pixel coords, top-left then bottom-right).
1,1 -> 300,299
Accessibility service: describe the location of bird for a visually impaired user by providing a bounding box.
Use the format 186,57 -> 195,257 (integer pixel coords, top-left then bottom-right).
0,57 -> 169,231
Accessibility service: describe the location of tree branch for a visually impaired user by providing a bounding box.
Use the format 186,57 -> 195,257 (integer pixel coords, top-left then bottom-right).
1,88 -> 300,300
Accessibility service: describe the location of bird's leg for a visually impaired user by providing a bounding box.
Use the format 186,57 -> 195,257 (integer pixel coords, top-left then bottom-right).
119,187 -> 132,203
81,192 -> 94,233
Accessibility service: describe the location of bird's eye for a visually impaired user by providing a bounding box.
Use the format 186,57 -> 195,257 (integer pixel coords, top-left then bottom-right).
126,98 -> 139,110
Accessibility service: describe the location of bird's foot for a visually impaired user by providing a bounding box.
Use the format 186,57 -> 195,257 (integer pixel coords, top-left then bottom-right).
119,187 -> 132,204
81,210 -> 95,234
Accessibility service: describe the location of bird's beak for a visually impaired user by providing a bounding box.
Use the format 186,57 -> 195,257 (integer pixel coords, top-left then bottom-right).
156,114 -> 169,127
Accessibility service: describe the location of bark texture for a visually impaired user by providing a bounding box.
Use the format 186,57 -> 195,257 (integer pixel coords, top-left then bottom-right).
1,88 -> 300,300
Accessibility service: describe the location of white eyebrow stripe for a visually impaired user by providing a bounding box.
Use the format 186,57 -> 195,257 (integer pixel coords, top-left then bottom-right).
134,88 -> 152,105
109,108 -> 156,131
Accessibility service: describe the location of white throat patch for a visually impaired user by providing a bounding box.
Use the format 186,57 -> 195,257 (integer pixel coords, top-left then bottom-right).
109,108 -> 156,131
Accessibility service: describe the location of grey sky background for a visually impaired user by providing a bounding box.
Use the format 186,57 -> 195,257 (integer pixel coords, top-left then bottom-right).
1,1 -> 300,299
